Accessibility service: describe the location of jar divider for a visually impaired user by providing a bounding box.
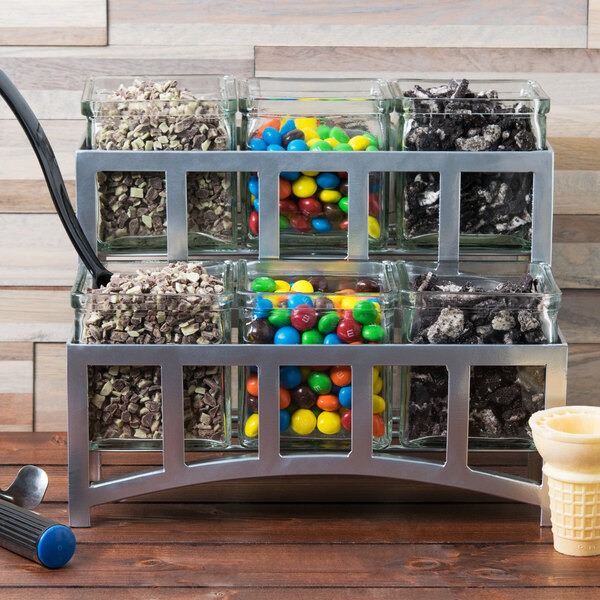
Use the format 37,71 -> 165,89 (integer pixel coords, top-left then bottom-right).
165,166 -> 189,261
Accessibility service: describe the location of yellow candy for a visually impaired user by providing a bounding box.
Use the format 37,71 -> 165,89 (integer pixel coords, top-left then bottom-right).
368,215 -> 381,239
349,135 -> 370,151
295,117 -> 319,130
317,411 -> 342,435
320,189 -> 342,203
327,294 -> 343,309
245,413 -> 259,437
341,296 -> 360,310
373,376 -> 383,395
274,280 -> 291,292
373,366 -> 380,377
292,175 -> 317,198
306,137 -> 321,149
302,127 -> 320,141
291,279 -> 314,293
300,366 -> 311,381
301,171 -> 320,176
291,408 -> 317,435
324,137 -> 340,148
263,294 -> 282,305
372,394 -> 386,414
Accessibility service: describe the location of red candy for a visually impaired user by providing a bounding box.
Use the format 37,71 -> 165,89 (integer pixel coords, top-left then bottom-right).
289,215 -> 311,232
373,414 -> 385,438
298,197 -> 322,218
291,304 -> 318,332
249,210 -> 259,235
339,218 -> 349,231
280,199 -> 298,215
336,317 -> 362,343
368,193 -> 380,217
341,409 -> 352,431
279,178 -> 292,200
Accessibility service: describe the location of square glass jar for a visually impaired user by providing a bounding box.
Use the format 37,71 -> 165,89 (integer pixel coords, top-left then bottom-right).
71,260 -> 234,450
238,78 -> 393,252
236,259 -> 396,450
391,79 -> 550,251
81,75 -> 238,253
395,260 -> 561,449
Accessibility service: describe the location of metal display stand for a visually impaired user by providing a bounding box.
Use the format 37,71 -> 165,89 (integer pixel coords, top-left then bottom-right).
68,147 -> 566,527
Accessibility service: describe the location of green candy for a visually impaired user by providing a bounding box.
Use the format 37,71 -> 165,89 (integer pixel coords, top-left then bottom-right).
362,324 -> 386,342
280,215 -> 290,230
310,140 -> 333,151
317,312 -> 341,334
333,142 -> 353,151
316,125 -> 331,140
308,371 -> 332,394
268,308 -> 291,328
302,329 -> 324,345
352,300 -> 378,325
365,145 -> 379,151
331,126 -> 349,144
363,132 -> 379,147
251,277 -> 277,292
338,196 -> 349,214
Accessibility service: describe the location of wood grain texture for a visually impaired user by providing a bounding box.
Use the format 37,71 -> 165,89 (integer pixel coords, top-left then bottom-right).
3,590 -> 598,600
590,0 -> 600,48
567,344 -> 600,401
0,343 -> 33,431
559,290 -> 600,343
34,343 -> 67,431
0,1 -> 107,46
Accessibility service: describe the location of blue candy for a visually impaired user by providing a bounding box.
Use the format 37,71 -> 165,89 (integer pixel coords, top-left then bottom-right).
279,120 -> 296,137
280,409 -> 291,432
287,294 -> 313,309
323,333 -> 342,345
262,127 -> 283,146
280,366 -> 302,389
248,175 -> 259,197
339,385 -> 352,408
287,139 -> 309,152
249,137 -> 268,151
274,326 -> 300,345
254,296 -> 273,319
253,197 -> 260,212
281,171 -> 301,181
267,143 -> 285,151
249,365 -> 258,373
315,172 -> 340,190
311,217 -> 332,233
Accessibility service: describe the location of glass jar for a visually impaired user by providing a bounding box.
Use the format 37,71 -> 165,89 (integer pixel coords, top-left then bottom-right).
238,78 -> 393,252
391,79 -> 550,251
81,75 -> 238,253
71,260 -> 233,450
236,259 -> 396,449
396,260 -> 561,448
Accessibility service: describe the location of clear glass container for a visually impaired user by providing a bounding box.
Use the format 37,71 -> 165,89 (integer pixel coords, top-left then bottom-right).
81,75 -> 238,253
238,78 -> 393,252
391,79 -> 550,251
71,260 -> 234,450
236,259 -> 396,449
395,260 -> 561,448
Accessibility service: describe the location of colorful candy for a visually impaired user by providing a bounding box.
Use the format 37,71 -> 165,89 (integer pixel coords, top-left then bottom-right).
243,276 -> 389,443
247,118 -> 382,238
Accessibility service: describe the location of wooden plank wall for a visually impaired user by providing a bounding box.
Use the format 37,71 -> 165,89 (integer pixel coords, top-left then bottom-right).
0,1 -> 598,431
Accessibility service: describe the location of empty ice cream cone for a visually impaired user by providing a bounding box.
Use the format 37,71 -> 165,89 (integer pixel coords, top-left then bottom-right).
530,406 -> 600,556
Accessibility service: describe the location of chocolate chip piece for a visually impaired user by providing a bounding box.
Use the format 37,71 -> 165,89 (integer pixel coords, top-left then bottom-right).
355,278 -> 380,293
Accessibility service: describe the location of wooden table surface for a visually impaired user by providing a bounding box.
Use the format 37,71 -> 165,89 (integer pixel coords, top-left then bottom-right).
1,433 -> 599,599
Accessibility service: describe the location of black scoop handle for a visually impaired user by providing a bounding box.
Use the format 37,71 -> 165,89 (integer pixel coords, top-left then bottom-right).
0,70 -> 111,287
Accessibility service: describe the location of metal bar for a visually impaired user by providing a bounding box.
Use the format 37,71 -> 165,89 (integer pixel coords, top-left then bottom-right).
531,148 -> 554,265
165,166 -> 189,261
160,357 -> 186,475
75,151 -> 98,251
350,362 -> 374,461
257,167 -> 280,259
438,164 -> 461,263
346,167 -> 370,260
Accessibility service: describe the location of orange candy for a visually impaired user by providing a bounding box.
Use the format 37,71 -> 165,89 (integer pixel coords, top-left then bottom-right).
279,388 -> 291,410
316,394 -> 341,412
337,288 -> 356,295
330,365 -> 352,387
279,178 -> 292,200
373,414 -> 385,438
257,119 -> 281,138
246,375 -> 259,397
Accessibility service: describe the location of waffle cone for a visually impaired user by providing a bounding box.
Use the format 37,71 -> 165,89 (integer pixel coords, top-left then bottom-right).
547,475 -> 600,556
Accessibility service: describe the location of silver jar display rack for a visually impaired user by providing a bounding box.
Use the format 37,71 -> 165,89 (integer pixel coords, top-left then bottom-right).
68,146 -> 566,527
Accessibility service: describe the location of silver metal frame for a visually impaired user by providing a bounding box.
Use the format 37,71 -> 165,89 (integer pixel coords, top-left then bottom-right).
69,146 -> 564,528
